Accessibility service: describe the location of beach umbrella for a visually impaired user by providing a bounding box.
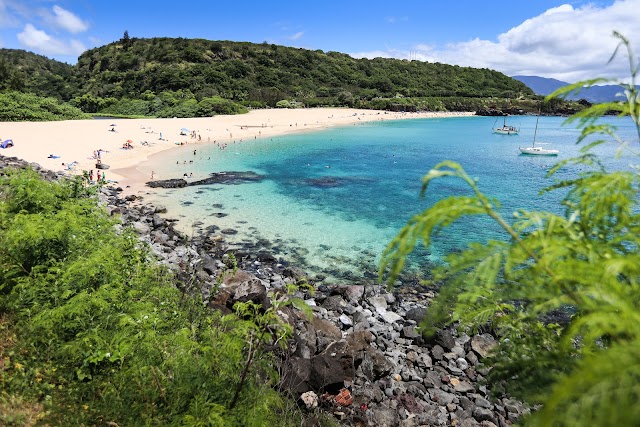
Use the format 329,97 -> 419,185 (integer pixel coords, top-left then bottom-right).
181,128 -> 189,132
126,139 -> 133,143
110,124 -> 117,127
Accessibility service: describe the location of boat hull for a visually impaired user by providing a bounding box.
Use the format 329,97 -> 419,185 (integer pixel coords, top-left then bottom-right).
519,147 -> 559,156
493,127 -> 519,135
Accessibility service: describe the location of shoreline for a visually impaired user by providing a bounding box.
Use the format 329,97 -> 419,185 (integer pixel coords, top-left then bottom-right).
1,108 -> 474,196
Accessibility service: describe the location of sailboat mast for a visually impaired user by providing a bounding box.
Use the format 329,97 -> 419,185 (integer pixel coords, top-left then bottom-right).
533,111 -> 541,147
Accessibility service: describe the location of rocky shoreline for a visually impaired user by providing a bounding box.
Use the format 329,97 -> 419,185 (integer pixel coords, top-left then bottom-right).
1,155 -> 530,427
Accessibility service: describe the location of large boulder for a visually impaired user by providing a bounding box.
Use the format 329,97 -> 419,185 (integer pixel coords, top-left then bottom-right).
280,356 -> 312,394
146,178 -> 187,188
294,320 -> 317,359
309,350 -> 352,392
222,270 -> 268,308
313,318 -> 342,353
470,334 -> 497,358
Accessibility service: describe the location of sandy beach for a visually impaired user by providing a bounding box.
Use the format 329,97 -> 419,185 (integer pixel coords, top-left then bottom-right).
1,108 -> 473,193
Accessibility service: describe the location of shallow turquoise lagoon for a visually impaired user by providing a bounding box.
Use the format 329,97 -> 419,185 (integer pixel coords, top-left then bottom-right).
139,115 -> 637,282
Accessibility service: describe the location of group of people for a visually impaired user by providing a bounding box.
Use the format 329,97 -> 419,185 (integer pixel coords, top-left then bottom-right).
84,169 -> 106,184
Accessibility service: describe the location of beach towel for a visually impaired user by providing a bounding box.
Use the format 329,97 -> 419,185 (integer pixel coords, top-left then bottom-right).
1,139 -> 14,149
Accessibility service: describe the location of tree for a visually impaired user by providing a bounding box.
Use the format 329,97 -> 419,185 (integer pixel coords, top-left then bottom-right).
121,30 -> 132,50
380,32 -> 640,426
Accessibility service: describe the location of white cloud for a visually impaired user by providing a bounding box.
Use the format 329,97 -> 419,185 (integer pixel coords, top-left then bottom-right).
51,5 -> 89,33
351,0 -> 640,82
17,23 -> 86,56
289,31 -> 304,41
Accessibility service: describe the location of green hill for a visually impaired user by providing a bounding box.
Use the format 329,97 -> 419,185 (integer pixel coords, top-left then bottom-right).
74,37 -> 533,102
3,36 -> 585,120
0,49 -> 79,101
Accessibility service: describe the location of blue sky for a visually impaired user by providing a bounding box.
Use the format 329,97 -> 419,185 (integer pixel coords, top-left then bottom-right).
1,0 -> 638,82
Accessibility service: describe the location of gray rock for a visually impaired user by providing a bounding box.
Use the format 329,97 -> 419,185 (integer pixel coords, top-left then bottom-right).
322,295 -> 347,313
359,348 -> 394,381
452,379 -> 475,394
380,310 -> 403,324
473,407 -> 498,425
415,403 -> 449,426
146,178 -> 187,188
471,334 -> 497,358
475,396 -> 492,409
132,221 -> 150,235
466,350 -> 479,366
422,371 -> 442,389
309,345 -> 354,391
313,317 -> 342,352
339,314 -> 353,327
369,408 -> 400,427
233,278 -> 268,304
343,285 -> 364,303
368,296 -> 388,310
456,357 -> 470,371
430,389 -> 457,406
402,325 -> 421,339
431,345 -> 445,361
200,254 -> 217,275
280,356 -> 311,394
437,328 -> 457,351
361,383 -> 385,403
150,230 -> 169,244
294,321 -> 317,359
151,214 -> 165,228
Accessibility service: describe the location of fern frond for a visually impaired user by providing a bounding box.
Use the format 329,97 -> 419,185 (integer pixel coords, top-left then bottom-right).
529,338 -> 640,427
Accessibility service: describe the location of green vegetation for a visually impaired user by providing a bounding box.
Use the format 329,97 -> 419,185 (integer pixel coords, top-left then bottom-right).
0,169 -> 326,425
381,33 -> 640,426
1,35 -> 587,120
72,37 -> 532,106
0,49 -> 78,101
0,91 -> 88,121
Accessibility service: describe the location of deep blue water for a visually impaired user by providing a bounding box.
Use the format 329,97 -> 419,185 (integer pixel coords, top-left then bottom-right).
142,115 -> 637,282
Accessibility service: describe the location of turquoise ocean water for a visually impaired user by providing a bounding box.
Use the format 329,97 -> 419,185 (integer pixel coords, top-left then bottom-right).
139,115 -> 637,282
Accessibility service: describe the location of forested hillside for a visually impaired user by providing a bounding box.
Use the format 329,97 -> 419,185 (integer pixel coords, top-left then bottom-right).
1,35 -> 587,120
0,49 -> 79,101
74,37 -> 532,102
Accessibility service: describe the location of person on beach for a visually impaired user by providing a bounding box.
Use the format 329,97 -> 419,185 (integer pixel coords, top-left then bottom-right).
151,171 -> 154,179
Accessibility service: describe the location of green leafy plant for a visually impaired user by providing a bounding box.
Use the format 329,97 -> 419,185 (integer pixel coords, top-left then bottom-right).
380,33 -> 640,426
0,168 -> 310,426
230,281 -> 313,409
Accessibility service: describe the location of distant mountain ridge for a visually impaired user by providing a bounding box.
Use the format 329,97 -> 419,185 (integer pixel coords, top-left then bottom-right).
512,75 -> 628,103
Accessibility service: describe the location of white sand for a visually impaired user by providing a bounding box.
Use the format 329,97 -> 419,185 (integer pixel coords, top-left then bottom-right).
1,108 -> 472,193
